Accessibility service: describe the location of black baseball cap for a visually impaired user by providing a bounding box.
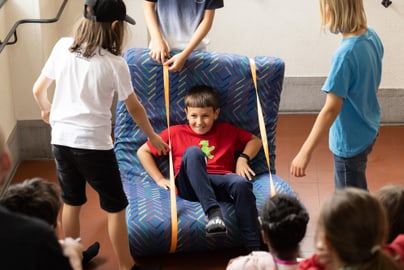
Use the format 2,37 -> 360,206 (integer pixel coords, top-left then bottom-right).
84,0 -> 136,25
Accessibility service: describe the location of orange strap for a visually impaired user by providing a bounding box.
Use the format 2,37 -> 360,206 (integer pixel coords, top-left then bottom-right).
163,65 -> 178,253
249,58 -> 276,197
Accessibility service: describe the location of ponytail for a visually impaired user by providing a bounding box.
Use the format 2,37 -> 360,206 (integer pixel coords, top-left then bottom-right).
358,248 -> 401,270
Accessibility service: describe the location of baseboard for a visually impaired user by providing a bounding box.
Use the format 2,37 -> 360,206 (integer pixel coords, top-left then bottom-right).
17,120 -> 53,159
0,125 -> 20,196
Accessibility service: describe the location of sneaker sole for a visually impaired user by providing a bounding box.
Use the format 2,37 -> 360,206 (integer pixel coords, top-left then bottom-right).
205,230 -> 228,237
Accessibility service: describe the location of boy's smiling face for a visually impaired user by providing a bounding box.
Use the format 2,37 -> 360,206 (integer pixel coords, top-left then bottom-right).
185,106 -> 220,135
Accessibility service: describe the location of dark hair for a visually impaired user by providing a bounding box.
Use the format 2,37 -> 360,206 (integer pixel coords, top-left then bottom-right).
0,178 -> 61,228
260,194 -> 309,256
184,85 -> 220,110
375,185 -> 404,243
69,7 -> 127,57
319,188 -> 401,270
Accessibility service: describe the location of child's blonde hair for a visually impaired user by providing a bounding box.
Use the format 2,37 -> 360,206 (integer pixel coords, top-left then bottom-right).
318,188 -> 401,270
319,0 -> 367,34
69,6 -> 127,57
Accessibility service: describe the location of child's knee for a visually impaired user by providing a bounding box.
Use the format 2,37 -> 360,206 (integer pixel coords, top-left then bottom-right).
183,146 -> 205,161
232,178 -> 253,193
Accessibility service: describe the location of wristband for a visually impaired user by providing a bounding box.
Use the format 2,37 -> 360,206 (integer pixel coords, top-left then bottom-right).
238,153 -> 250,162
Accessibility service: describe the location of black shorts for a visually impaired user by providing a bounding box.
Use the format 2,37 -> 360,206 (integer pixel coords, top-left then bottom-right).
52,145 -> 128,213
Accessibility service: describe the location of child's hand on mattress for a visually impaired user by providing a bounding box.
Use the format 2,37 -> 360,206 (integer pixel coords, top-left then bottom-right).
156,178 -> 170,190
149,134 -> 170,155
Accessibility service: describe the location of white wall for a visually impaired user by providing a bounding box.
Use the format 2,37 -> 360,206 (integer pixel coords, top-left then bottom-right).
1,0 -> 404,135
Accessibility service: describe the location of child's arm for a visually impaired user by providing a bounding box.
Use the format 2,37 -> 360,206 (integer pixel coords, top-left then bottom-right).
137,143 -> 170,190
290,93 -> 343,177
235,135 -> 262,180
144,1 -> 170,64
124,93 -> 169,155
164,9 -> 216,72
32,74 -> 53,124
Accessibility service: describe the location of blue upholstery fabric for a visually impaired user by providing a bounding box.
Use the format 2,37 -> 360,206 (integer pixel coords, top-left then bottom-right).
114,48 -> 292,257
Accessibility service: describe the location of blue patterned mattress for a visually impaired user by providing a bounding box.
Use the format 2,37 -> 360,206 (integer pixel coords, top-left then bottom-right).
114,48 -> 292,257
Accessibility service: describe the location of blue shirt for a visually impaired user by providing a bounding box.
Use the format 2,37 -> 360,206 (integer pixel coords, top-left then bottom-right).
146,0 -> 224,50
323,27 -> 383,158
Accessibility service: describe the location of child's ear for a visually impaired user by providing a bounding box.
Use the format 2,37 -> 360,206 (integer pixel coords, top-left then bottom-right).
111,20 -> 120,30
261,229 -> 269,245
214,108 -> 220,119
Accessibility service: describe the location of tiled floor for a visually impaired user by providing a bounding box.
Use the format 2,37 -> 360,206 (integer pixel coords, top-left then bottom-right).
9,114 -> 404,270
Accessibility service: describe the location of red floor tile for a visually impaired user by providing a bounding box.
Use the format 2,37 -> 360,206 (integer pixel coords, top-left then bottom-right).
8,114 -> 404,269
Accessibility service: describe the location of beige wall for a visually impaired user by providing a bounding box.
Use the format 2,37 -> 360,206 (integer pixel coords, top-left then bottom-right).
0,1 -> 16,140
1,0 -> 404,143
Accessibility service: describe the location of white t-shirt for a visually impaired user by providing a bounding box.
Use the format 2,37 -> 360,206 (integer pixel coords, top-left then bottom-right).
41,37 -> 133,150
227,251 -> 300,270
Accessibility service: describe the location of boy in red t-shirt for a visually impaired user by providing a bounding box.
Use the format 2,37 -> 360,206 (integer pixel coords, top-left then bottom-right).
137,85 -> 263,253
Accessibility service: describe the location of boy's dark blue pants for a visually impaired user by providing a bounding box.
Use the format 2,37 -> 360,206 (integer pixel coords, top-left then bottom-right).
175,146 -> 261,251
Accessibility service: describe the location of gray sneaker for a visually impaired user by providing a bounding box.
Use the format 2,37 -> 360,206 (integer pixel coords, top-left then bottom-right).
205,216 -> 227,237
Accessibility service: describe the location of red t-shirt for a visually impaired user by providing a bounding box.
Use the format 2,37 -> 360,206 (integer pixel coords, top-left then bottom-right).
147,122 -> 253,175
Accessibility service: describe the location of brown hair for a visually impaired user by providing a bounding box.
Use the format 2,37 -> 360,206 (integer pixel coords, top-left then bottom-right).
318,188 -> 400,270
69,6 -> 127,57
0,178 -> 61,228
319,0 -> 367,34
375,185 -> 404,243
184,85 -> 220,110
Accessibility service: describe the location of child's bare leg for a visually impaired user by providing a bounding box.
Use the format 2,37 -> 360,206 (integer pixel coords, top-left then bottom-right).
62,203 -> 81,238
107,209 -> 134,270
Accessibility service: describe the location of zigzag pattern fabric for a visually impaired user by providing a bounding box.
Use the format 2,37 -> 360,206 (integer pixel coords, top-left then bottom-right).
114,48 -> 293,257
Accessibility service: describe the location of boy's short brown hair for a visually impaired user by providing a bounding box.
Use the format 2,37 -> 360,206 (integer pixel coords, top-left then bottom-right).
184,85 -> 220,110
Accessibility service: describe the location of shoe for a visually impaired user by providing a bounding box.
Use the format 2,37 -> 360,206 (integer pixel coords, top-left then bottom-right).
205,216 -> 227,237
131,264 -> 162,270
82,241 -> 100,266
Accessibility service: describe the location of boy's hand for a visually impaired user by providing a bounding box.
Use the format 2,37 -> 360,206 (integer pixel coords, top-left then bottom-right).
235,158 -> 256,181
156,178 -> 170,190
41,110 -> 50,124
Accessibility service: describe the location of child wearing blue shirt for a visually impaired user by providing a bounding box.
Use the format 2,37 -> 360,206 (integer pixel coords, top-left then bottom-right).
291,0 -> 384,190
